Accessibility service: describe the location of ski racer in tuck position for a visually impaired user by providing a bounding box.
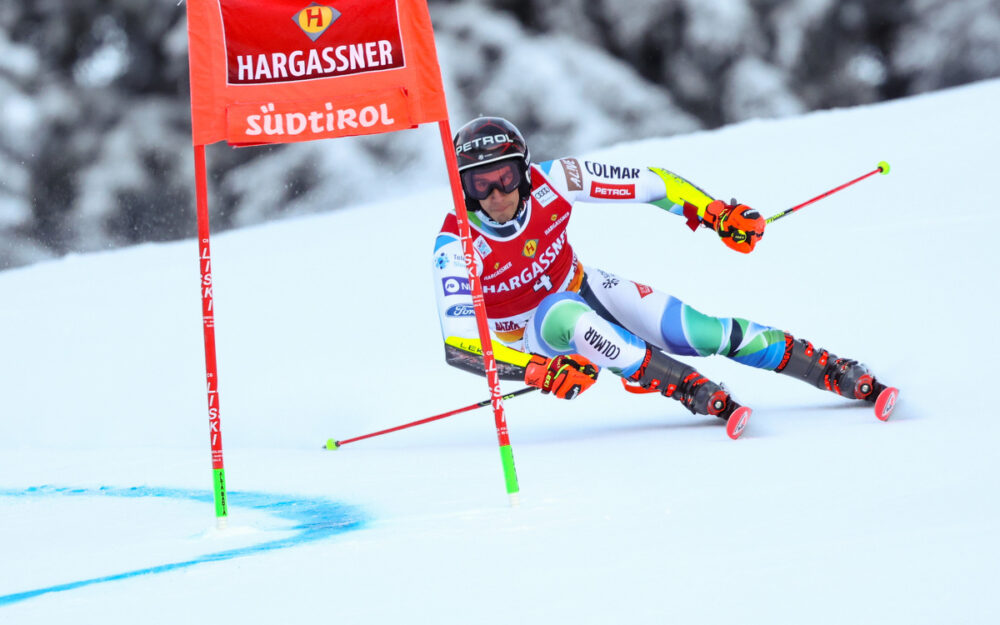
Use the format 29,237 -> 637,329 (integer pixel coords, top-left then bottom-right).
432,117 -> 898,437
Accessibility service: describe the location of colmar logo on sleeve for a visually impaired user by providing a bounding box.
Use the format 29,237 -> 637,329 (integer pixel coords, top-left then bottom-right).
584,161 -> 641,179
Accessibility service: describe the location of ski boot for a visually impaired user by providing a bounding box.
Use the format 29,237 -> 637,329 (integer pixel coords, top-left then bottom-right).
775,334 -> 899,421
622,345 -> 751,439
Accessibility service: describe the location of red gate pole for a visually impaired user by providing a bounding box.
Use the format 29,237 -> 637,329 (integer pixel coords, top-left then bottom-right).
437,120 -> 521,506
194,144 -> 229,527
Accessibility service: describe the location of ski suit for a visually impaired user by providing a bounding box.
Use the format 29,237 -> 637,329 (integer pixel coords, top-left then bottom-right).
432,157 -> 788,381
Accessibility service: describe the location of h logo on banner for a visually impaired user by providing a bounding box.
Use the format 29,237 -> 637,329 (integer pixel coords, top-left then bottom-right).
293,2 -> 341,41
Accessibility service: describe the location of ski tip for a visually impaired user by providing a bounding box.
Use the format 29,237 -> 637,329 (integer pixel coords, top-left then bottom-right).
726,406 -> 752,440
325,439 -> 341,450
874,387 -> 899,421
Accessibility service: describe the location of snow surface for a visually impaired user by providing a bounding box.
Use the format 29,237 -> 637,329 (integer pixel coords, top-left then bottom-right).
2,79 -> 999,623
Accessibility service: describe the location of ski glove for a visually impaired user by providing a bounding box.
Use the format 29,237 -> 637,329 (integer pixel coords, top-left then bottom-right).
524,354 -> 599,400
702,200 -> 765,253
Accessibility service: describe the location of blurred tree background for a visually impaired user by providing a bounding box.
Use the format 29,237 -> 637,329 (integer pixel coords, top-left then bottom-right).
2,0 -> 998,269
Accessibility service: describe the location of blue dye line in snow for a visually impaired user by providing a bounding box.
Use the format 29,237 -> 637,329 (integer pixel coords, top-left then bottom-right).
0,485 -> 368,607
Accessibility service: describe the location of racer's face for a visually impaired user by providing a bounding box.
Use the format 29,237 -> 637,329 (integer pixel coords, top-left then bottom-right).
461,160 -> 522,224
478,185 -> 520,224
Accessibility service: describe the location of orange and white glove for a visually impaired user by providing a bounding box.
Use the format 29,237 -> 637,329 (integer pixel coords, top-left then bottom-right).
701,200 -> 765,253
524,354 -> 599,400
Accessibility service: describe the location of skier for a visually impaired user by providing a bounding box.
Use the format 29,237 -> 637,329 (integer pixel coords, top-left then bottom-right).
432,117 -> 898,437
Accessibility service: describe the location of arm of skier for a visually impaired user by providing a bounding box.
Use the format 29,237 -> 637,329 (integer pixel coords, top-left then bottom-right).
432,233 -> 598,399
645,167 -> 767,253
543,157 -> 765,253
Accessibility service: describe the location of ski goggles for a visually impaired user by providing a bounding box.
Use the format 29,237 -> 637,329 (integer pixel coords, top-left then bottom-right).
460,160 -> 522,201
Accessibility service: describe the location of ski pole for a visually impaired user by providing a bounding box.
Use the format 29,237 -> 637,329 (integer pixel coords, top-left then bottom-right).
766,161 -> 891,224
324,386 -> 539,449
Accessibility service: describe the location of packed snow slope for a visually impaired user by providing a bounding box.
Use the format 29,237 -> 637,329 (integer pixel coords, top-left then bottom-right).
1,79 -> 998,624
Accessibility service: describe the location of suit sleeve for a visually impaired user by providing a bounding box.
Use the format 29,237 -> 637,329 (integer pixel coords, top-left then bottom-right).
538,157 -> 718,225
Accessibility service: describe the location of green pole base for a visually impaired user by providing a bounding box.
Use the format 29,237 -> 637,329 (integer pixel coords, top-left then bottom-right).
213,467 -> 228,521
499,444 -> 520,499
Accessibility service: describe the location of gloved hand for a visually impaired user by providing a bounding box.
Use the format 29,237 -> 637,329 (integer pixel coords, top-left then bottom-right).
524,354 -> 599,399
702,200 -> 765,253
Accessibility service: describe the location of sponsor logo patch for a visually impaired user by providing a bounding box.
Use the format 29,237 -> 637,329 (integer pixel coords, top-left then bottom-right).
560,158 -> 584,191
590,181 -> 636,200
441,277 -> 472,295
493,320 -> 526,342
522,239 -> 538,258
446,304 -> 476,317
474,235 -> 492,258
532,184 -> 557,207
435,251 -> 465,270
456,134 -> 514,159
634,282 -> 654,298
239,100 -> 399,139
584,161 -> 641,180
483,261 -> 513,280
293,3 -> 340,41
584,327 -> 621,360
544,212 -> 570,236
597,269 -> 619,289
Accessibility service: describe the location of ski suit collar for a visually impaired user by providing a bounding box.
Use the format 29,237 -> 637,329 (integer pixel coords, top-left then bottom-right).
471,197 -> 531,240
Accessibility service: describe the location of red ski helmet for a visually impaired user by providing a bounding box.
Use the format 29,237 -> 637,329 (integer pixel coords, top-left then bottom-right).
453,117 -> 532,216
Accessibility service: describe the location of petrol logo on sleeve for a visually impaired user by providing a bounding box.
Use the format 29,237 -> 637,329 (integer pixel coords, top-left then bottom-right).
590,181 -> 636,199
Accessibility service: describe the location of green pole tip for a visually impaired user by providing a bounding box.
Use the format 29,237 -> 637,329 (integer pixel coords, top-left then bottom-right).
325,439 -> 341,450
877,160 -> 891,174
